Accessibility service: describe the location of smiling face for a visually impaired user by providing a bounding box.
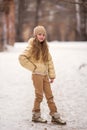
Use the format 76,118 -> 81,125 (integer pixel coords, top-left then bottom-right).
33,26 -> 47,42
36,33 -> 46,42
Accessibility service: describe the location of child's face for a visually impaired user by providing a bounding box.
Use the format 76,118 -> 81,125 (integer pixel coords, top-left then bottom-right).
36,33 -> 46,42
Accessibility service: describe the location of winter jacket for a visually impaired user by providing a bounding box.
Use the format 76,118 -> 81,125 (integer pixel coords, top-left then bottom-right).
18,38 -> 56,79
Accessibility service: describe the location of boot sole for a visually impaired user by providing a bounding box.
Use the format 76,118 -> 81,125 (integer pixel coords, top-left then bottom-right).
51,120 -> 66,125
32,120 -> 47,123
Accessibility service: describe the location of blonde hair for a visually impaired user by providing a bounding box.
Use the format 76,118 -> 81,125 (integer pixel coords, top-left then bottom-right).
30,38 -> 49,62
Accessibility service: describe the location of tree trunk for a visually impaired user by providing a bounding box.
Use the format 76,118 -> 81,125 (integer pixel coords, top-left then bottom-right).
75,0 -> 81,35
0,1 -> 5,51
3,0 -> 15,46
81,0 -> 87,40
17,0 -> 25,41
34,0 -> 41,26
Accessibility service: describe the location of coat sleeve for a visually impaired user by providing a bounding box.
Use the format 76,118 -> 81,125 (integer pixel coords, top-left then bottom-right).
48,53 -> 56,79
18,39 -> 36,72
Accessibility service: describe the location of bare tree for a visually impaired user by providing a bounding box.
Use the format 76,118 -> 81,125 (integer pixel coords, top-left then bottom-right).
3,0 -> 15,46
75,0 -> 81,35
59,0 -> 87,40
34,0 -> 42,26
81,0 -> 87,40
17,0 -> 25,41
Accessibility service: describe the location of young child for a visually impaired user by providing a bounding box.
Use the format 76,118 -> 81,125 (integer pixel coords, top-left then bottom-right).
19,25 -> 66,125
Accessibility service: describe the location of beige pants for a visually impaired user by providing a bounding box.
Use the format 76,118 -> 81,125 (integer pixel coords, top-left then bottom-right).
32,74 -> 57,115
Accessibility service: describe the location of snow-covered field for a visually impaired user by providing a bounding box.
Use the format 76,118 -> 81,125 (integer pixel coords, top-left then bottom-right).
0,42 -> 87,130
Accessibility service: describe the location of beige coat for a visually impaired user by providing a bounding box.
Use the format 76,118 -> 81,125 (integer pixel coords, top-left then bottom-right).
18,38 -> 56,79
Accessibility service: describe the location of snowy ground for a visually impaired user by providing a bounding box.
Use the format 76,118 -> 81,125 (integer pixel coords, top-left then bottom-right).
0,42 -> 87,130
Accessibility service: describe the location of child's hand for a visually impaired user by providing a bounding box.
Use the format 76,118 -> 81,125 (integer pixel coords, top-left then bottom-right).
49,78 -> 54,83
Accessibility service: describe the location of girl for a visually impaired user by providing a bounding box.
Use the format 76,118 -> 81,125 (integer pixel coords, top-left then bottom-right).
19,25 -> 66,125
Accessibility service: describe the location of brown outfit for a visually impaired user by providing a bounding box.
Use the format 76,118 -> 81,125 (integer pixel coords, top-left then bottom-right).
32,74 -> 57,115
19,37 -> 57,115
19,26 -> 66,124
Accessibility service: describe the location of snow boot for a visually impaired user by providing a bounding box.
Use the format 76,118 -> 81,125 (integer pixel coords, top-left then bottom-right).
51,113 -> 66,125
32,112 -> 47,123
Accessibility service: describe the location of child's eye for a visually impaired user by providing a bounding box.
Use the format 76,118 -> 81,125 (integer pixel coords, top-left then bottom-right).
38,33 -> 45,36
38,33 -> 42,35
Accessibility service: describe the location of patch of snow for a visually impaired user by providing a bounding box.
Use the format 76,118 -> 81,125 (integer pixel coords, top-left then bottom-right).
0,41 -> 87,130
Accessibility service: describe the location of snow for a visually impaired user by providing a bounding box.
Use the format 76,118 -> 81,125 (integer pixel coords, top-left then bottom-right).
0,41 -> 87,130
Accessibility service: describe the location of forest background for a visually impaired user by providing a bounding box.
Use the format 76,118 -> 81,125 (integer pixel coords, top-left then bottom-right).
0,0 -> 87,51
